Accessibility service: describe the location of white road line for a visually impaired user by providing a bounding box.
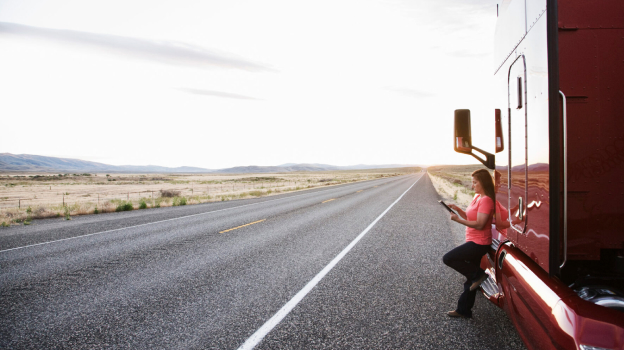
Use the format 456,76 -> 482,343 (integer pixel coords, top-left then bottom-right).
0,175 -> 413,253
236,174 -> 422,350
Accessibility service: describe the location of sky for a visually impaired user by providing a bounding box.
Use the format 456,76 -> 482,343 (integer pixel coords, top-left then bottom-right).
0,0 -> 498,169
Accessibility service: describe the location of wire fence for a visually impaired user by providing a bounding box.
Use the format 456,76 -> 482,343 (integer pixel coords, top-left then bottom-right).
0,180 -> 337,210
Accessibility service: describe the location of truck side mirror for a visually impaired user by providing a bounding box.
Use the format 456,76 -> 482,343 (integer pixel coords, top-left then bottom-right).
495,109 -> 504,153
454,109 -> 473,153
453,109 -> 496,169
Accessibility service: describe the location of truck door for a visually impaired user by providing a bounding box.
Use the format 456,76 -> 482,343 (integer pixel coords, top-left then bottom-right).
508,56 -> 528,236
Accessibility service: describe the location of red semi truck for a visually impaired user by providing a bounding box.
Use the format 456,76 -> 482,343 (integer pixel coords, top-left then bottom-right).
452,0 -> 624,349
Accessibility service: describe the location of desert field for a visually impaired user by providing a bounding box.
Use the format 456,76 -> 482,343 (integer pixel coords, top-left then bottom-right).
427,164 -> 488,207
0,167 -> 422,226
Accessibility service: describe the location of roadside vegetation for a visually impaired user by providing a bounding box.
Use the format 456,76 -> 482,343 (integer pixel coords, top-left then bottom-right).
427,165 -> 488,207
0,168 -> 421,226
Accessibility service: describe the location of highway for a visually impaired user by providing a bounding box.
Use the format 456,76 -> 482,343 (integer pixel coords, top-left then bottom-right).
0,173 -> 525,349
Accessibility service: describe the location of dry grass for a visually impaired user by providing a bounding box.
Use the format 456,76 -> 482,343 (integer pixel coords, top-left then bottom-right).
427,164 -> 488,207
429,173 -> 474,208
0,167 -> 421,226
160,189 -> 181,198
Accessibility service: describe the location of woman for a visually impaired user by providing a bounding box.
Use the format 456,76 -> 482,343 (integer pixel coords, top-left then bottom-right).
443,169 -> 495,318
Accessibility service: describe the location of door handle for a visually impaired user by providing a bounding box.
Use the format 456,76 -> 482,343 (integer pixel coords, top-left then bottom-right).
518,197 -> 524,221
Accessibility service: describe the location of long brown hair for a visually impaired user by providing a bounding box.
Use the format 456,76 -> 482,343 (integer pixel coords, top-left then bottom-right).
471,169 -> 495,203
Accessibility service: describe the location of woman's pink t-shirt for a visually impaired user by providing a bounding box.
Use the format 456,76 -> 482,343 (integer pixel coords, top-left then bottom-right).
465,194 -> 494,245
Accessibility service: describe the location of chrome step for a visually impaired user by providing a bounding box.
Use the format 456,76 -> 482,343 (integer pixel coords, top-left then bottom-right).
481,272 -> 500,298
491,238 -> 501,251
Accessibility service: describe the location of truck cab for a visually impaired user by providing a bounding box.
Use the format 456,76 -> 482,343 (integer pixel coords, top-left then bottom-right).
452,1 -> 624,349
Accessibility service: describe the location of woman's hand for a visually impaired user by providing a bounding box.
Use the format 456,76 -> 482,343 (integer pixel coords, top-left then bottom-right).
450,213 -> 459,222
448,204 -> 467,220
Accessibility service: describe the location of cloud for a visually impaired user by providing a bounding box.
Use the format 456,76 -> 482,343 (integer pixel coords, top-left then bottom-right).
386,87 -> 434,99
0,22 -> 274,72
176,88 -> 258,100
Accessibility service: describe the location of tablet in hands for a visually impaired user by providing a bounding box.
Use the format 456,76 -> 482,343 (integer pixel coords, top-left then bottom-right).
438,200 -> 456,214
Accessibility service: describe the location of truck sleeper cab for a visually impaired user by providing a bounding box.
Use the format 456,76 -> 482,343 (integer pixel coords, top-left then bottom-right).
451,0 -> 624,349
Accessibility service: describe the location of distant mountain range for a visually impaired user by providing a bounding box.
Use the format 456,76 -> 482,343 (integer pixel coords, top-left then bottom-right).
0,153 -> 422,174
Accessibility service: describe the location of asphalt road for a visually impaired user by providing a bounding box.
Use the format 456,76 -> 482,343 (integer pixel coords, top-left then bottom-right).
0,173 -> 526,349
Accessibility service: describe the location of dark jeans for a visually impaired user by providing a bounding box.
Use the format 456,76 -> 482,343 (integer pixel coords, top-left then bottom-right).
443,241 -> 490,317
